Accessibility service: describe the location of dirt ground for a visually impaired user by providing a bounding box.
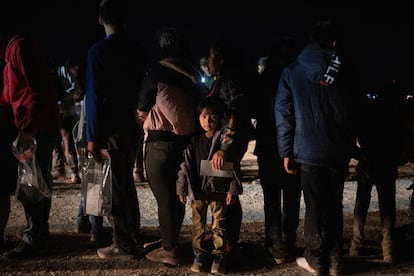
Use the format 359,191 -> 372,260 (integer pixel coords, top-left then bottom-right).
2,149 -> 414,275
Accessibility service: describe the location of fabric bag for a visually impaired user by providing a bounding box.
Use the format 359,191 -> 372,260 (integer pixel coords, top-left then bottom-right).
12,136 -> 51,204
81,154 -> 112,216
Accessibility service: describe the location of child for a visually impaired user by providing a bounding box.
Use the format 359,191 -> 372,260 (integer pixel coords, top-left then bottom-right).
176,97 -> 242,274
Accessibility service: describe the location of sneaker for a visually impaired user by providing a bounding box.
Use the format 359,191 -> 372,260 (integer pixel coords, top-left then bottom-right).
145,247 -> 180,266
69,172 -> 81,184
143,239 -> 162,252
51,167 -> 65,179
1,241 -> 36,260
268,246 -> 286,264
348,241 -> 361,257
211,256 -> 223,274
296,257 -> 317,275
190,254 -> 204,272
383,253 -> 394,264
97,244 -> 134,259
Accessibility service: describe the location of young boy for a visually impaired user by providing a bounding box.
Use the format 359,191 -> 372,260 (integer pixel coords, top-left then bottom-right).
176,97 -> 242,274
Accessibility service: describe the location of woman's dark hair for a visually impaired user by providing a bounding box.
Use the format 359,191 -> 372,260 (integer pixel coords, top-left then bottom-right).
155,27 -> 191,60
209,38 -> 245,73
197,97 -> 227,129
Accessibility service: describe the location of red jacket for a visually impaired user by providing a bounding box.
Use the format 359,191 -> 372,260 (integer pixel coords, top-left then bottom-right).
0,35 -> 59,133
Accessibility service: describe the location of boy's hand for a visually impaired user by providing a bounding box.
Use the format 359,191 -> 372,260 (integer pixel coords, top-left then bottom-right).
211,150 -> 225,170
226,193 -> 236,205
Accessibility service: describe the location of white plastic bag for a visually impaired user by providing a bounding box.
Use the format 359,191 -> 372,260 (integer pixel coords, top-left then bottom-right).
80,153 -> 112,216
12,136 -> 51,204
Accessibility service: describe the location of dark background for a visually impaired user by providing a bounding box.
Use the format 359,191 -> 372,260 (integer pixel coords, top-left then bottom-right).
3,2 -> 414,92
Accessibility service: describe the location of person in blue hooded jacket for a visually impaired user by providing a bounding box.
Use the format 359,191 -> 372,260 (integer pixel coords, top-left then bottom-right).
274,19 -> 361,276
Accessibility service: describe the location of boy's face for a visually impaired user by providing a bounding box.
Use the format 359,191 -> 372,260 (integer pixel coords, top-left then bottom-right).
199,108 -> 219,133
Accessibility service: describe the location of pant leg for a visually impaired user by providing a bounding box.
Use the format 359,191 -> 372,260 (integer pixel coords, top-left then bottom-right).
352,161 -> 374,245
282,172 -> 301,249
145,140 -> 185,250
191,199 -> 208,255
107,134 -> 141,253
22,126 -> 58,245
258,151 -> 283,249
375,169 -> 397,254
210,194 -> 227,257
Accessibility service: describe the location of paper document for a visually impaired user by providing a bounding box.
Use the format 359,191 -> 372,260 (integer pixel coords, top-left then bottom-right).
85,183 -> 100,216
200,159 -> 233,178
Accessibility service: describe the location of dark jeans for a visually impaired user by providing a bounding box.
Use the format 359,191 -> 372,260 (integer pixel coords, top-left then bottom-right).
300,163 -> 346,273
352,160 -> 397,250
106,133 -> 141,253
226,136 -> 250,246
257,151 -> 301,251
77,197 -> 104,234
145,140 -> 185,251
22,125 -> 59,245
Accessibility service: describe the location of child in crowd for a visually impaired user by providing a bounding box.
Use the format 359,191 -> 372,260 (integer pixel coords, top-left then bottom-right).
177,97 -> 242,274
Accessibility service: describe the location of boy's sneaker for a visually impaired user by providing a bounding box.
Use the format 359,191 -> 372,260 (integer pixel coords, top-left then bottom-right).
296,257 -> 317,275
190,254 -> 204,272
348,240 -> 361,257
51,167 -> 65,179
69,172 -> 81,184
97,244 -> 134,259
211,256 -> 223,274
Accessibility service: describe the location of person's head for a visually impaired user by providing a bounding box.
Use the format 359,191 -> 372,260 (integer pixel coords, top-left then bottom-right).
197,97 -> 227,134
208,38 -> 244,75
257,56 -> 268,75
64,56 -> 80,77
310,19 -> 343,50
155,27 -> 191,61
199,56 -> 210,76
98,0 -> 128,30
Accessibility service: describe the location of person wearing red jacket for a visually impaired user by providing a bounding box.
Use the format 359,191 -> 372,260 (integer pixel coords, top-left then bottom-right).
0,30 -> 60,259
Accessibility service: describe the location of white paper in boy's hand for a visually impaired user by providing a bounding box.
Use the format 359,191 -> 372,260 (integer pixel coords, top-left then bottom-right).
200,160 -> 233,178
85,183 -> 100,216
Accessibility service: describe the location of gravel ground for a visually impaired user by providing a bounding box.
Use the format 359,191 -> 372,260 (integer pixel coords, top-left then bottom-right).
3,141 -> 414,275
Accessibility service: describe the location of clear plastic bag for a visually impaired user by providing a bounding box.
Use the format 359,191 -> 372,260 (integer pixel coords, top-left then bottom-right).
80,153 -> 112,216
12,136 -> 51,204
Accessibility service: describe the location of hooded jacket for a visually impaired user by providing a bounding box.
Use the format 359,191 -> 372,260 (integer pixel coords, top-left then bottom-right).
176,129 -> 242,200
137,58 -> 202,141
0,34 -> 59,133
275,43 -> 359,168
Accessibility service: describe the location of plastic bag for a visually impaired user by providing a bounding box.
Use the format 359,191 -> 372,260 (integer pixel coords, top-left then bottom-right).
12,136 -> 51,204
80,153 -> 112,216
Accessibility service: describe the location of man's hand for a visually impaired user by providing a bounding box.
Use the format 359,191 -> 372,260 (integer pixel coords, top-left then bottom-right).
178,195 -> 187,204
87,141 -> 109,164
283,156 -> 297,174
211,150 -> 226,170
226,193 -> 236,205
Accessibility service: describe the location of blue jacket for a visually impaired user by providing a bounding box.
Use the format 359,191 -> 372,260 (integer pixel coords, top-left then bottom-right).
275,43 -> 359,168
85,33 -> 146,144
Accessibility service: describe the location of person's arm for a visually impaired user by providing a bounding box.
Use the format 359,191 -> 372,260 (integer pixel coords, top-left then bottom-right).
274,70 -> 296,174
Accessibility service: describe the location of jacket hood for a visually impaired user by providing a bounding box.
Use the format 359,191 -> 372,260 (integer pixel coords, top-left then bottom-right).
159,58 -> 200,84
297,43 -> 342,86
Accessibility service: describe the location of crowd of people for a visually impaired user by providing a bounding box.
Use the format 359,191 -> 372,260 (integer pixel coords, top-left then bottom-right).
1,1 -> 414,275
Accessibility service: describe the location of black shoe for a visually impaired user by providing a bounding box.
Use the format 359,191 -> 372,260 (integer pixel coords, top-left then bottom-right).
2,241 -> 36,260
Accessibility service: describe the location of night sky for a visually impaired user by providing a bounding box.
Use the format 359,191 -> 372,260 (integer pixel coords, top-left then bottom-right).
3,2 -> 414,91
